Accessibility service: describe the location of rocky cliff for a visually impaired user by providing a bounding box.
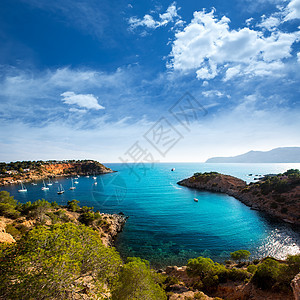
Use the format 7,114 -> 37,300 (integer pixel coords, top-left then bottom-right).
0,160 -> 114,186
178,170 -> 300,226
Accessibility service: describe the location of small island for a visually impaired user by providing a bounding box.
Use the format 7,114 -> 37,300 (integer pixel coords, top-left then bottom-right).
0,160 -> 114,186
178,169 -> 300,226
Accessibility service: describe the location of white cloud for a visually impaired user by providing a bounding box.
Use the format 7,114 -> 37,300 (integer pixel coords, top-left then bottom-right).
284,0 -> 300,21
69,108 -> 88,114
224,65 -> 241,81
168,8 -> 300,81
258,15 -> 281,30
297,52 -> 300,62
202,90 -> 225,98
128,2 -> 181,31
246,17 -> 254,26
61,91 -> 104,110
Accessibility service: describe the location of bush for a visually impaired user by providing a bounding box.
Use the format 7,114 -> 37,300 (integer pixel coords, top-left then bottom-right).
227,268 -> 250,281
67,199 -> 80,212
0,223 -> 122,299
247,264 -> 257,274
230,250 -> 251,262
0,191 -> 20,219
252,258 -> 282,289
5,224 -> 21,239
112,257 -> 167,300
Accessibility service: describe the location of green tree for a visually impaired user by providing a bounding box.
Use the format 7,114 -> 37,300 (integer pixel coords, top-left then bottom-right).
0,223 -> 121,299
252,258 -> 282,289
230,250 -> 251,262
67,199 -> 80,212
112,257 -> 167,300
0,191 -> 20,219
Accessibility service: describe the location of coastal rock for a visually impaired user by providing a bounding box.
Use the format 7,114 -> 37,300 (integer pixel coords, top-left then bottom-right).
178,171 -> 300,225
0,160 -> 114,186
292,273 -> 300,300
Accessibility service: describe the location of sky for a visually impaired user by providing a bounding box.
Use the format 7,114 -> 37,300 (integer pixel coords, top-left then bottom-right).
0,0 -> 299,163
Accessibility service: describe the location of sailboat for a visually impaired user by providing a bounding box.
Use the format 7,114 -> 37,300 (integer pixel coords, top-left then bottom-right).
69,178 -> 76,190
57,184 -> 64,194
41,180 -> 49,190
47,178 -> 53,186
18,182 -> 27,192
93,173 -> 97,180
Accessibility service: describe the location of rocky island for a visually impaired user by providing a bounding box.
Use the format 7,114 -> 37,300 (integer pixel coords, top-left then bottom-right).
0,160 -> 114,186
178,169 -> 300,226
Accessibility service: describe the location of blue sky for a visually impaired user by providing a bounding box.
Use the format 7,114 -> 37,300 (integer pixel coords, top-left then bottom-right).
0,0 -> 299,162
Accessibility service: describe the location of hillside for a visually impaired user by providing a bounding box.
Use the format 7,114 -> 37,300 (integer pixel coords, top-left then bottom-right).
0,160 -> 114,185
205,147 -> 300,163
178,169 -> 300,225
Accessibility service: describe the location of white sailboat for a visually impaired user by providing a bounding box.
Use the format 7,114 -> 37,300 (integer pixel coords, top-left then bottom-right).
18,182 -> 27,192
57,184 -> 64,194
69,178 -> 76,190
47,178 -> 53,186
41,180 -> 49,190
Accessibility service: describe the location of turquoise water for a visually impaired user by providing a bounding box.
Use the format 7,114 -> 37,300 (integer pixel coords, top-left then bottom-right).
2,163 -> 300,267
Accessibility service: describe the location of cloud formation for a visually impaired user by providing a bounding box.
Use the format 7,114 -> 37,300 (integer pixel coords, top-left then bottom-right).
128,2 -> 181,31
168,7 -> 300,81
61,91 -> 104,110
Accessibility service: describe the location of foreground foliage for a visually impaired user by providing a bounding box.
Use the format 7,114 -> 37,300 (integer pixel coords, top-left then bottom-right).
112,257 -> 167,300
0,223 -> 122,299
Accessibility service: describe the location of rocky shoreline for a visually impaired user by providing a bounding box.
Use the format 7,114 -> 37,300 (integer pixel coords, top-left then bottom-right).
0,160 -> 115,186
178,171 -> 300,226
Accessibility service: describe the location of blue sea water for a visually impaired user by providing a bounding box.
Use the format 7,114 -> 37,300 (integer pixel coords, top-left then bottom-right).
2,162 -> 300,268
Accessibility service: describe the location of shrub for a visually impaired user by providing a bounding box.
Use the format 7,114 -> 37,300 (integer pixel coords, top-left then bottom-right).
247,264 -> 257,274
5,224 -> 21,239
230,250 -> 251,262
112,257 -> 167,300
252,258 -> 282,289
0,223 -> 122,299
67,199 -> 80,212
227,268 -> 250,281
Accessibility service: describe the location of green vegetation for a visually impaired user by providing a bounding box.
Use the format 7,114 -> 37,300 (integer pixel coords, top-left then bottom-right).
112,257 -> 167,300
230,250 -> 251,262
192,172 -> 220,183
255,169 -> 300,195
185,252 -> 300,295
0,223 -> 122,299
187,256 -> 251,292
1,190 -> 299,298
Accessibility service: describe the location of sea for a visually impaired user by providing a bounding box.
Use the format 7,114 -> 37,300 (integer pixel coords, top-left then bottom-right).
1,162 -> 300,268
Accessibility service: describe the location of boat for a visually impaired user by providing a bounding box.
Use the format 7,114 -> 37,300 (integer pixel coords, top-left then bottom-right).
41,180 -> 49,190
18,182 -> 27,192
57,184 -> 64,194
171,168 -> 175,171
194,198 -> 198,202
94,181 -> 98,185
74,180 -> 79,184
31,182 -> 37,185
93,176 -> 97,180
54,180 -> 58,183
86,175 -> 90,178
69,178 -> 76,190
47,178 -> 53,186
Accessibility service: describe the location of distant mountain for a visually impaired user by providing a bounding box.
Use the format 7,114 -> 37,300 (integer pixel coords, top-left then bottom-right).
205,147 -> 300,163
